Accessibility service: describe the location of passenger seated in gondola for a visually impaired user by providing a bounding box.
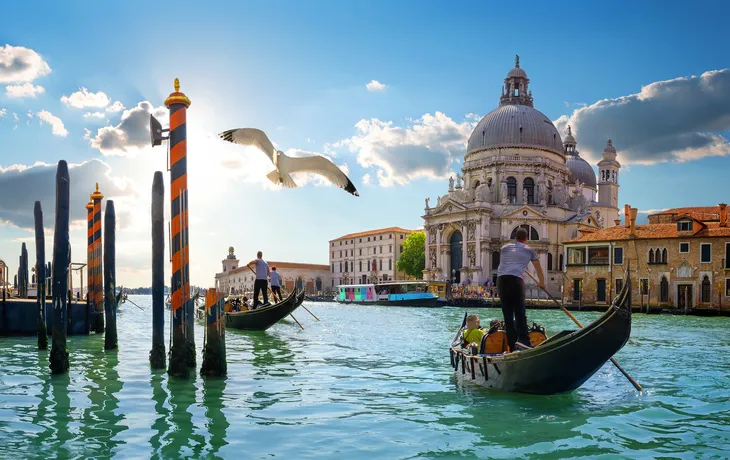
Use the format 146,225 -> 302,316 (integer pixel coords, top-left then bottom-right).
242,296 -> 252,311
461,314 -> 485,351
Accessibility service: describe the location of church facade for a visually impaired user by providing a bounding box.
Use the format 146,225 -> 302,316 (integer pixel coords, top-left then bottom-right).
422,57 -> 621,296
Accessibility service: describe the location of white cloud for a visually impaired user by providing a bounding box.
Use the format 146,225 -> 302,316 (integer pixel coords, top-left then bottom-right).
83,111 -> 106,119
5,83 -> 45,98
333,111 -> 477,186
366,80 -> 387,92
106,101 -> 124,113
37,110 -> 68,137
86,101 -> 166,155
555,68 -> 730,165
12,112 -> 19,121
0,108 -> 6,117
61,87 -> 111,109
362,173 -> 371,185
0,45 -> 51,83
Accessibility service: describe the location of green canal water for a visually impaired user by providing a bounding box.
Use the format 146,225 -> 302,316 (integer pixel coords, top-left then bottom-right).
0,297 -> 728,459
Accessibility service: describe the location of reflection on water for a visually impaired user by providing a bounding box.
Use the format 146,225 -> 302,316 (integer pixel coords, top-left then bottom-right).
0,297 -> 728,459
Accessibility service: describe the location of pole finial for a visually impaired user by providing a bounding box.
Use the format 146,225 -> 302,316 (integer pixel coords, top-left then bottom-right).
95,182 -> 99,192
174,78 -> 180,92
515,54 -> 520,67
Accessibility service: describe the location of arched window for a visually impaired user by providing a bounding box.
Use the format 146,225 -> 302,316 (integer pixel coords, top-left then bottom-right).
507,177 -> 517,203
345,261 -> 348,272
359,260 -> 362,272
548,253 -> 553,271
510,224 -> 540,241
662,248 -> 668,263
389,259 -> 392,270
473,180 -> 480,189
523,178 -> 535,204
547,180 -> 553,204
491,251 -> 500,270
648,249 -> 655,264
660,277 -> 669,302
701,276 -> 711,303
559,253 -> 564,271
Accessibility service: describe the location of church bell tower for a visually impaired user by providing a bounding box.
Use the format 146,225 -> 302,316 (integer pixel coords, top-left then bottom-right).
597,140 -> 620,210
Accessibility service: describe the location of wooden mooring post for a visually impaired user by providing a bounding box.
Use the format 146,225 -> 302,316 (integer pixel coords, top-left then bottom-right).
201,288 -> 226,377
150,171 -> 166,369
34,201 -> 48,350
50,160 -> 70,374
91,184 -> 104,333
104,200 -> 118,350
165,79 -> 194,377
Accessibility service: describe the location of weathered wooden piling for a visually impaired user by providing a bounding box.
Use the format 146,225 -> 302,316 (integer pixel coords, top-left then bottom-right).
201,288 -> 227,377
103,200 -> 118,350
150,172 -> 166,369
165,79 -> 194,377
34,201 -> 48,350
20,243 -> 29,298
91,184 -> 104,333
50,160 -> 70,374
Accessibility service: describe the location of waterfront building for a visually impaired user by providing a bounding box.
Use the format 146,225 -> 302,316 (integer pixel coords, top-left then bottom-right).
422,57 -> 620,295
215,247 -> 331,295
329,227 -> 415,286
563,204 -> 730,310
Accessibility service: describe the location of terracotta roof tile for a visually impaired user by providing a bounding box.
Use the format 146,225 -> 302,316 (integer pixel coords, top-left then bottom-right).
651,206 -> 722,221
331,227 -> 415,241
565,221 -> 730,243
230,261 -> 329,275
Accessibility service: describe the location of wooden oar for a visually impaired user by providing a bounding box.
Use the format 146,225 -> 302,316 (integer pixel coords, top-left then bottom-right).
300,303 -> 320,321
247,264 -> 303,330
524,271 -> 643,392
452,311 -> 468,346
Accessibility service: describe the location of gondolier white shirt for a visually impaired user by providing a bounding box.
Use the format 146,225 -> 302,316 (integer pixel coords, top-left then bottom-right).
270,271 -> 281,287
255,258 -> 269,280
497,242 -> 538,278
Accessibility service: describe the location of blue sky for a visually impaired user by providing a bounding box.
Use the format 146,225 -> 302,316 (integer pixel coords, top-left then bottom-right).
1,0 -> 729,286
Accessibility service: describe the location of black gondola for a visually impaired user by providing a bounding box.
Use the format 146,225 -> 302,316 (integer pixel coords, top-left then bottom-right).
449,273 -> 632,395
224,289 -> 305,331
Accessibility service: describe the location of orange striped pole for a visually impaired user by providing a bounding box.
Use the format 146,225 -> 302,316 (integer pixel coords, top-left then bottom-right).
201,288 -> 226,376
86,198 -> 94,332
165,78 -> 193,377
91,183 -> 104,333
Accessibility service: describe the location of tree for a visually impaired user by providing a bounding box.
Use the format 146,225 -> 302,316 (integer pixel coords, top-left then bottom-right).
397,232 -> 425,279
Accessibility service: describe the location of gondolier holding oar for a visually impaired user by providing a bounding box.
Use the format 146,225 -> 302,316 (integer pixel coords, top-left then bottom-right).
497,227 -> 545,352
253,251 -> 270,309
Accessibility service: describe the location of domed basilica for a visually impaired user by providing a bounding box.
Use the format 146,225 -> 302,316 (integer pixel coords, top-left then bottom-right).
422,57 -> 621,295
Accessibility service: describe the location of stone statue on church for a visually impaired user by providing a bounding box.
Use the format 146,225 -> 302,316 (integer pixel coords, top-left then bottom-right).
522,188 -> 528,204
436,196 -> 441,206
455,173 -> 463,189
448,176 -> 454,192
425,197 -> 430,209
500,180 -> 508,205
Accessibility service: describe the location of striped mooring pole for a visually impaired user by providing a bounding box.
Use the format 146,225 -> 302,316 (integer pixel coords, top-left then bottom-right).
91,183 -> 104,333
201,288 -> 226,377
86,198 -> 93,331
165,78 -> 193,377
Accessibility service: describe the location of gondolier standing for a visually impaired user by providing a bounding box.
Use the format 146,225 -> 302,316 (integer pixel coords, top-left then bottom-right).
270,266 -> 282,303
497,227 -> 545,351
253,251 -> 270,309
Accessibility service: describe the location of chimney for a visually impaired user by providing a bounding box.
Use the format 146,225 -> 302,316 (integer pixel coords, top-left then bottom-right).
630,208 -> 638,236
720,203 -> 727,228
624,204 -> 631,228
614,219 -> 622,227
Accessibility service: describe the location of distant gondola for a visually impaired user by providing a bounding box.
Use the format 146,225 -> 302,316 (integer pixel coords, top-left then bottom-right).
224,289 -> 305,331
449,274 -> 632,395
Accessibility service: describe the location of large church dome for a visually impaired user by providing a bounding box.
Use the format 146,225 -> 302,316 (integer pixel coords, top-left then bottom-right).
563,126 -> 597,189
466,57 -> 564,156
466,104 -> 565,155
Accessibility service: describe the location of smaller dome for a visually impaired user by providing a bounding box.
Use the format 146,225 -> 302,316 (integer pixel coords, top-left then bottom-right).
507,66 -> 527,79
566,154 -> 597,189
563,126 -> 576,145
603,139 -> 616,154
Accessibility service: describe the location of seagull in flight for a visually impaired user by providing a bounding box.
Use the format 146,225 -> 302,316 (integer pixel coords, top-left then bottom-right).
219,128 -> 359,196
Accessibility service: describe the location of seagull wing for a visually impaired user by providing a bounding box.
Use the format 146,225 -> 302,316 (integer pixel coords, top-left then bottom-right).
218,128 -> 277,163
282,154 -> 359,196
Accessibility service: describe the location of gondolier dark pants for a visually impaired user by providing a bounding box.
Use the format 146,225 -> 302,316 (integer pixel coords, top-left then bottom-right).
253,279 -> 268,308
271,285 -> 282,302
497,275 -> 531,351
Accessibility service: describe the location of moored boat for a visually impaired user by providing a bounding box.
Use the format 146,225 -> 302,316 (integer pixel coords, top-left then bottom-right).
449,274 -> 632,395
224,289 -> 305,331
336,280 -> 445,307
